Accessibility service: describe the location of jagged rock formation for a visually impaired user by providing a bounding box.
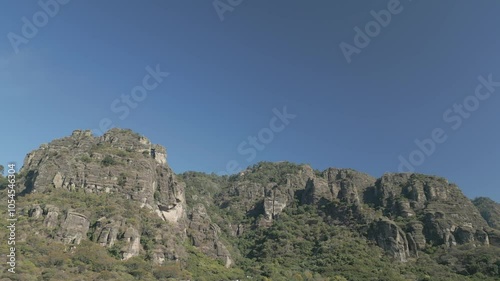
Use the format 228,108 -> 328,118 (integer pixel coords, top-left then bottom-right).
16,128 -> 234,266
26,204 -> 89,245
187,204 -> 233,268
121,227 -> 142,260
93,217 -> 120,247
19,129 -> 184,224
206,163 -> 497,263
3,129 -> 500,280
60,212 -> 91,245
368,174 -> 491,256
369,218 -> 413,262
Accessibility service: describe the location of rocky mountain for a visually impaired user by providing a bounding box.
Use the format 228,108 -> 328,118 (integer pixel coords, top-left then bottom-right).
0,128 -> 499,281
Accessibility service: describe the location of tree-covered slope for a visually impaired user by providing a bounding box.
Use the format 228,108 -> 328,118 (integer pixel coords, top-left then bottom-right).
0,129 -> 499,280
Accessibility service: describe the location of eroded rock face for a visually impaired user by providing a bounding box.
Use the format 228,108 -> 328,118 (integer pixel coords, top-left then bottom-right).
27,205 -> 90,245
16,130 -> 499,268
60,212 -> 90,245
28,205 -> 43,219
122,227 -> 142,260
43,205 -> 60,229
263,183 -> 289,221
369,219 -> 412,262
301,168 -> 376,206
93,217 -> 121,247
219,165 -> 314,226
301,177 -> 333,205
487,229 -> 500,246
407,222 -> 426,250
370,174 -> 490,251
89,215 -> 187,263
225,180 -> 295,222
18,128 -> 185,223
211,165 -> 494,262
329,168 -> 376,203
187,204 -> 233,268
17,129 -> 193,266
156,175 -> 185,223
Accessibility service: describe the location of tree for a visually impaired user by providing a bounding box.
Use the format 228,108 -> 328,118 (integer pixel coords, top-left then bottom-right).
101,155 -> 117,166
0,165 -> 7,189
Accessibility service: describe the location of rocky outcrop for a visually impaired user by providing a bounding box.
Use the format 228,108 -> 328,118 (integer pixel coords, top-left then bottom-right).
369,219 -> 412,262
59,212 -> 90,245
26,205 -> 90,245
14,129 -> 500,271
43,205 -> 60,229
93,217 -> 121,247
301,168 -> 376,206
219,164 -> 313,227
17,129 -> 194,266
89,215 -> 187,263
486,229 -> 500,246
422,212 -> 490,247
122,227 -> 142,260
187,204 -> 233,267
208,164 -> 495,262
18,129 -> 185,223
370,173 -> 490,251
28,204 -> 43,219
407,222 -> 426,250
301,177 -> 332,205
263,183 -> 289,221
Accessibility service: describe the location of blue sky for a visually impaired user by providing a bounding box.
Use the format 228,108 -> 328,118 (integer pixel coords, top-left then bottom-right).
1,0 -> 499,201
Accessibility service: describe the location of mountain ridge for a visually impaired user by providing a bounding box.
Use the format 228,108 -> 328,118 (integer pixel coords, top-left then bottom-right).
1,128 -> 499,280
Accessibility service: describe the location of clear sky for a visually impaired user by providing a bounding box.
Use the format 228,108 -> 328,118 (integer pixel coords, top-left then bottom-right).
1,0 -> 499,201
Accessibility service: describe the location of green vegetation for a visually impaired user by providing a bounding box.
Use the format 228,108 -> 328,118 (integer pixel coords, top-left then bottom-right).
0,167 -> 8,189
236,203 -> 408,280
233,161 -> 303,185
118,173 -> 128,187
102,155 -> 118,166
0,160 -> 498,280
185,244 -> 244,280
78,154 -> 92,163
179,165 -> 500,281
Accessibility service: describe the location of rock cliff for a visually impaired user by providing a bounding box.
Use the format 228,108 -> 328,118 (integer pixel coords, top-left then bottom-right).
19,129 -> 184,224
197,163 -> 496,263
15,129 -> 232,264
2,129 -> 499,280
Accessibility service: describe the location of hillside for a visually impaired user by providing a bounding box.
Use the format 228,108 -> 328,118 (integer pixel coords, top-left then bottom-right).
0,129 -> 499,280
473,197 -> 500,230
